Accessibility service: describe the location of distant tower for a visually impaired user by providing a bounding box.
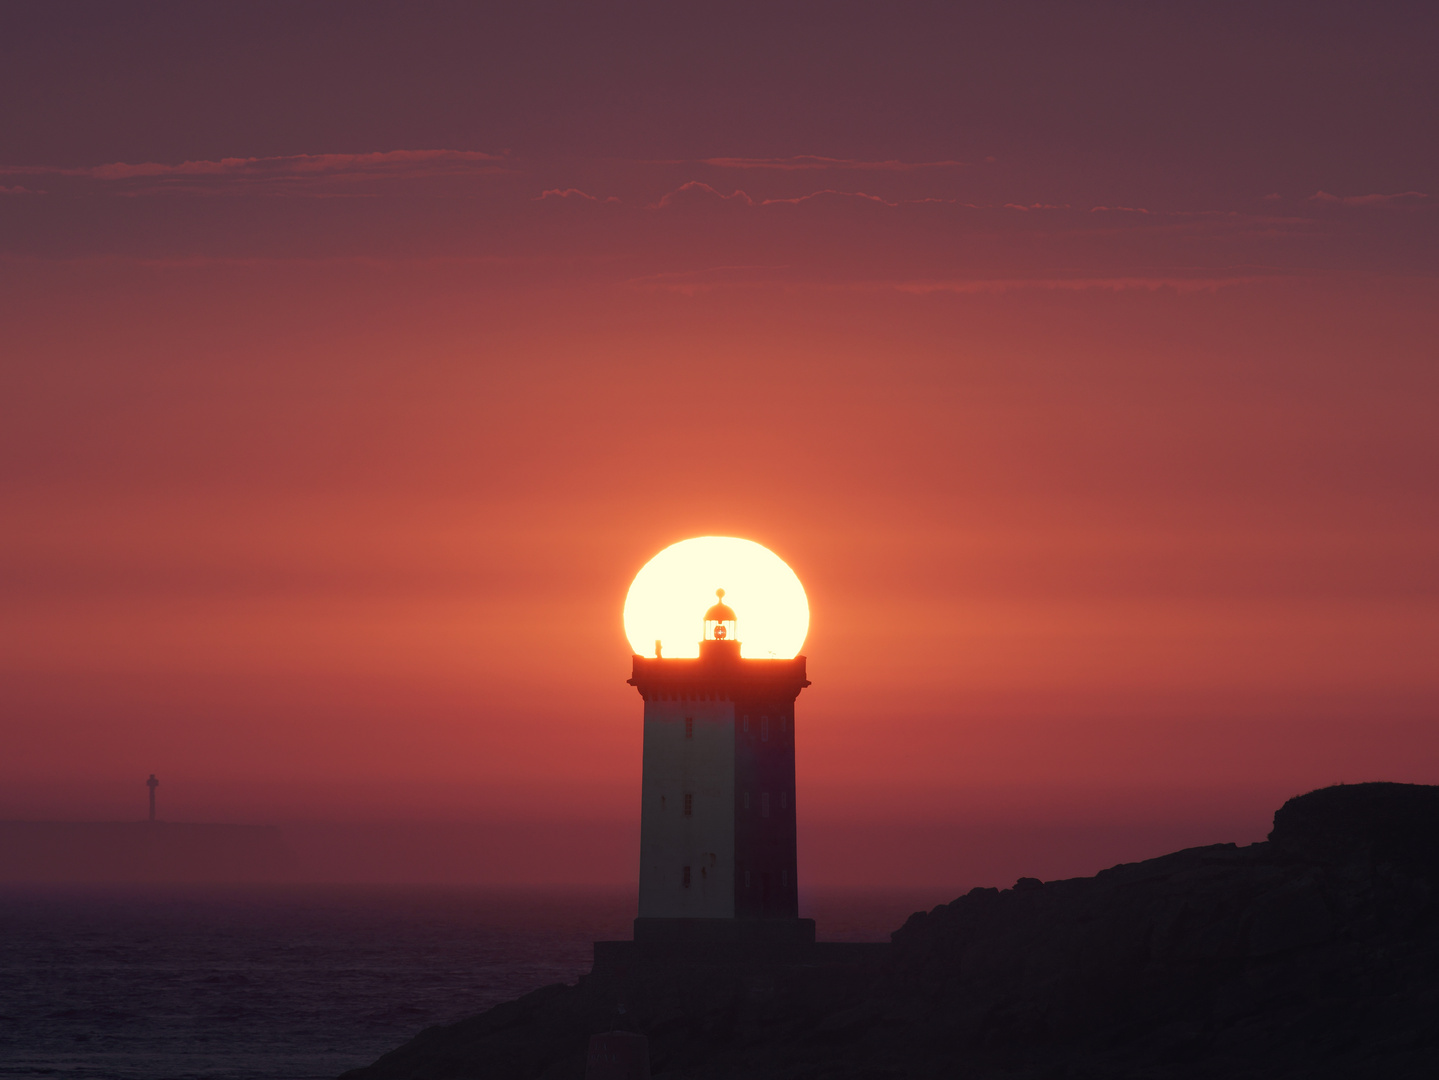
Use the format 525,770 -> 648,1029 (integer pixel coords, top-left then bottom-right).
628,589 -> 812,943
146,774 -> 159,822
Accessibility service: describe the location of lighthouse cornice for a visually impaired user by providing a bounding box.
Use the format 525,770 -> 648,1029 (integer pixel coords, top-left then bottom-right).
628,654 -> 809,702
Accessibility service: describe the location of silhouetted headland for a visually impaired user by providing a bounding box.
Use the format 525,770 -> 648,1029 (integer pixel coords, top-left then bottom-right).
344,782 -> 1439,1078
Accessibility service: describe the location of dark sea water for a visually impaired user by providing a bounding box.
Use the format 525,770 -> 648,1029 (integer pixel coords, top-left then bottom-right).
0,886 -> 937,1080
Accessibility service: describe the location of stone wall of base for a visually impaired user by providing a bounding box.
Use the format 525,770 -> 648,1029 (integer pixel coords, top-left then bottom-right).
633,916 -> 814,944
592,937 -> 887,978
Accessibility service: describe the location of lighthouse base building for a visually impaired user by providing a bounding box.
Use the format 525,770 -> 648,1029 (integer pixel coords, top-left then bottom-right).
628,594 -> 813,944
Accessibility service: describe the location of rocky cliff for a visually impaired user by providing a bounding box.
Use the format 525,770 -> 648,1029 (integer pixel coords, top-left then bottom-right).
344,782 -> 1439,1078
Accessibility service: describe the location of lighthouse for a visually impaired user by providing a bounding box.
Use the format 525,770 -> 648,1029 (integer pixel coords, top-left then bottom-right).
629,589 -> 813,943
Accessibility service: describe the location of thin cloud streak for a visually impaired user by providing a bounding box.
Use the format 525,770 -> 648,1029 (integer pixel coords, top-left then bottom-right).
626,270 -> 1275,295
0,252 -> 619,271
1308,190 -> 1429,208
890,276 -> 1270,295
649,181 -> 964,210
760,189 -> 956,208
0,150 -> 512,194
699,155 -> 966,171
646,184 -> 1286,220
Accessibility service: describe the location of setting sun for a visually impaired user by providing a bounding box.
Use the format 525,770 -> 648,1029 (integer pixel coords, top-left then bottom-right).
623,537 -> 809,659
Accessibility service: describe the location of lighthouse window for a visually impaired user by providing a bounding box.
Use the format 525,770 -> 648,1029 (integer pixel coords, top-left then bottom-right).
683,793 -> 693,817
762,792 -> 770,817
782,869 -> 788,887
743,790 -> 750,810
761,717 -> 769,741
744,870 -> 751,888
743,715 -> 749,732
685,716 -> 693,739
682,865 -> 691,888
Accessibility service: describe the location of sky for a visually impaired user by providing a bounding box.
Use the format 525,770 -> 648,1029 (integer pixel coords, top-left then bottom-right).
2,2 -> 1437,888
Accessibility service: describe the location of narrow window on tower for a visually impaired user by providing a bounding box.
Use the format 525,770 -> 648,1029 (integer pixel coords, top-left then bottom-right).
682,866 -> 691,888
743,715 -> 749,732
744,870 -> 751,888
743,790 -> 750,810
762,791 -> 770,817
683,793 -> 693,817
684,716 -> 693,739
761,716 -> 769,742
782,869 -> 788,887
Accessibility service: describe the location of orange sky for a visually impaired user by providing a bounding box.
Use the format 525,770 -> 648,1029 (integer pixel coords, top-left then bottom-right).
2,3 -> 1436,887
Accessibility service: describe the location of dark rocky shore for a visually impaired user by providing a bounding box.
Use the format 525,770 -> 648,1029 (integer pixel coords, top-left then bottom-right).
344,782 -> 1439,1078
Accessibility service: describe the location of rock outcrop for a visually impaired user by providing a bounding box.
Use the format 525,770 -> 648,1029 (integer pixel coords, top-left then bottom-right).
343,782 -> 1439,1078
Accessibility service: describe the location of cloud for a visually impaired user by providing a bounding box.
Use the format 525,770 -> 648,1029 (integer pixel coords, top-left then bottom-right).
759,189 -> 956,208
1087,206 -> 1254,222
891,276 -> 1266,295
0,252 -> 606,274
649,186 -> 1274,218
0,184 -> 37,195
0,150 -> 511,194
649,181 -> 756,208
622,265 -> 1269,295
646,191 -> 1281,222
650,181 -> 963,210
534,188 -> 620,203
1307,190 -> 1428,208
699,155 -> 965,171
1089,205 -> 1155,215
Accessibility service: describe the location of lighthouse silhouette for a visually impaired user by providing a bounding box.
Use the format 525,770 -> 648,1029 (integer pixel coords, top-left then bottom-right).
628,589 -> 813,943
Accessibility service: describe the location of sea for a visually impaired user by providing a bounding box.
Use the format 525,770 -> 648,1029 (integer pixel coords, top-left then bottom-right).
0,886 -> 940,1080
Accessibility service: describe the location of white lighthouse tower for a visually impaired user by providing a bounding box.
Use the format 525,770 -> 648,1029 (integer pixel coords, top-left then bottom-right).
629,589 -> 813,943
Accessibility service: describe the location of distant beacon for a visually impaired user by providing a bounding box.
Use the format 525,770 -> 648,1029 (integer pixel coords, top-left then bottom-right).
628,589 -> 813,943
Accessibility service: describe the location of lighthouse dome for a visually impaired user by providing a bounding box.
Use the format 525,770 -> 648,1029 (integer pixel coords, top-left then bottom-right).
704,588 -> 736,622
703,588 -> 738,646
